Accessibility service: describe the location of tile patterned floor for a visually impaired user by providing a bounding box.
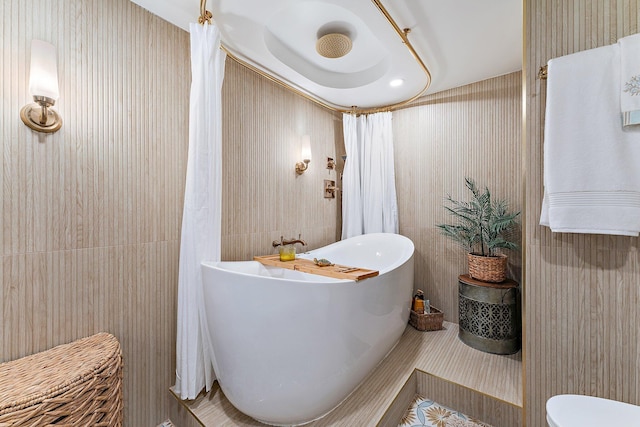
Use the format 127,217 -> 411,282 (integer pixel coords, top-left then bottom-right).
399,394 -> 492,427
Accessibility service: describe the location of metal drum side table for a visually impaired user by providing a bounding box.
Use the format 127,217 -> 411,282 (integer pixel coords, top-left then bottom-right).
458,274 -> 520,355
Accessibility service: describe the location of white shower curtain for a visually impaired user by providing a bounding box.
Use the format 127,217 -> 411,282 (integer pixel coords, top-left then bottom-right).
174,22 -> 226,400
341,112 -> 398,239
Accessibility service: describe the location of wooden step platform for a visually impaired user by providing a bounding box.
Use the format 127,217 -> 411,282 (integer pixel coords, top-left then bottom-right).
253,254 -> 379,281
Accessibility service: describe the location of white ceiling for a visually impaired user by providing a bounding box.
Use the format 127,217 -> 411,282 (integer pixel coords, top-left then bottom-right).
130,0 -> 522,111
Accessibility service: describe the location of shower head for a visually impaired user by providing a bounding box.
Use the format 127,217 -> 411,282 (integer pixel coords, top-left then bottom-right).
316,33 -> 352,58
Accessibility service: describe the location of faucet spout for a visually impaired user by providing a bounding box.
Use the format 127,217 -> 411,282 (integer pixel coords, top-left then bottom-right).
282,238 -> 306,246
273,234 -> 307,247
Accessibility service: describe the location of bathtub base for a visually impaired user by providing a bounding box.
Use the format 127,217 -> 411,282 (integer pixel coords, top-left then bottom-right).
173,322 -> 523,426
250,332 -> 406,426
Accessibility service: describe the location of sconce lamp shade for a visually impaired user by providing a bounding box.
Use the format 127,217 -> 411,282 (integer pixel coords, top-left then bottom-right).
28,40 -> 59,101
301,135 -> 312,162
295,135 -> 312,174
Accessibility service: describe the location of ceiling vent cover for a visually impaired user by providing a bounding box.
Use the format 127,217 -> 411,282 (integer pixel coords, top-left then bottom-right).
316,33 -> 352,59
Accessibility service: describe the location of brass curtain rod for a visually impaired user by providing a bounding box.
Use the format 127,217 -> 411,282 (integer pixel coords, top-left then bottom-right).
199,0 -> 212,25
194,1 -> 432,115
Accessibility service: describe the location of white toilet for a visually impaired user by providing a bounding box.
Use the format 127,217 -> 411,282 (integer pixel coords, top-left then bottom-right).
546,394 -> 640,427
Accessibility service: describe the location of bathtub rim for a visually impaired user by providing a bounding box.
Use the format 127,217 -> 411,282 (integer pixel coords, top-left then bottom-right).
203,232 -> 414,284
298,232 -> 415,274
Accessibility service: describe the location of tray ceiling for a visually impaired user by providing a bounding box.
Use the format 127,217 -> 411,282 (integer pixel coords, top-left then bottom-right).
130,0 -> 522,112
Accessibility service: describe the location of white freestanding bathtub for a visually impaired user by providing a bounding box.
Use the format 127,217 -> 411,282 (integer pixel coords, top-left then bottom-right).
201,233 -> 414,426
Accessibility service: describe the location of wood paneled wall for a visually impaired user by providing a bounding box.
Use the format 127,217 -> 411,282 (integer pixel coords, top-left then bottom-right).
1,1 -> 189,425
394,72 -> 523,321
525,1 -> 640,426
1,1 -> 341,425
219,59 -> 343,260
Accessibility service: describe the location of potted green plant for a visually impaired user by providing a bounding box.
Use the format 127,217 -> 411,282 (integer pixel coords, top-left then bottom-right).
436,177 -> 520,283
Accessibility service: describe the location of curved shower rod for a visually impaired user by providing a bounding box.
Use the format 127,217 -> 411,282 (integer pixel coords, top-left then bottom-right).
198,0 -> 212,25
196,0 -> 432,115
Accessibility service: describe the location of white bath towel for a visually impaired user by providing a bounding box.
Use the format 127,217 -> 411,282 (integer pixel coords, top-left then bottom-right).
620,33 -> 640,126
540,43 -> 640,236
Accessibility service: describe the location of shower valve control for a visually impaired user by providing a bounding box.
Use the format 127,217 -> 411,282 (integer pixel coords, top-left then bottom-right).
324,180 -> 339,198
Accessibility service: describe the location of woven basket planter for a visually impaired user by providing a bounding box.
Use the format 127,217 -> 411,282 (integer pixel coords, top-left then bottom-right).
409,306 -> 444,331
467,253 -> 507,283
0,332 -> 123,426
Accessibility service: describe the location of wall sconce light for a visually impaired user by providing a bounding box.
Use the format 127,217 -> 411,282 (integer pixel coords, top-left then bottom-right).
20,40 -> 62,134
295,135 -> 312,174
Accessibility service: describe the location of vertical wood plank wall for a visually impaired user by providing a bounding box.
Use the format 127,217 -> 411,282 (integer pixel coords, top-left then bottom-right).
0,1 -> 342,425
525,1 -> 640,425
394,72 -> 523,321
1,1 -> 189,425
14,1 -> 630,425
219,59 -> 343,260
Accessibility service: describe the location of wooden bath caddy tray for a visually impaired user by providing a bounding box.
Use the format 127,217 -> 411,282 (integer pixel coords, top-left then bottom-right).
254,255 -> 379,281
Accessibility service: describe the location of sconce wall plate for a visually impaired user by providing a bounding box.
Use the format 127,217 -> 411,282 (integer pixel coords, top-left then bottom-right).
295,160 -> 310,174
20,97 -> 62,133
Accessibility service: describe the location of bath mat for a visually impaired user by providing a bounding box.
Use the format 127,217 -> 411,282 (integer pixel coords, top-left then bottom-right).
398,394 -> 492,427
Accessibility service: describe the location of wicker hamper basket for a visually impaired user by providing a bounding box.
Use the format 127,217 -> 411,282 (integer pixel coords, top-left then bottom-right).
0,332 -> 123,427
409,306 -> 444,331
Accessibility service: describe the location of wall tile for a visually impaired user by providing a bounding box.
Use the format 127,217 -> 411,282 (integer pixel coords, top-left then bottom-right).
394,72 -> 523,321
0,1 -> 188,425
525,1 -> 640,425
1,2 -> 342,426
